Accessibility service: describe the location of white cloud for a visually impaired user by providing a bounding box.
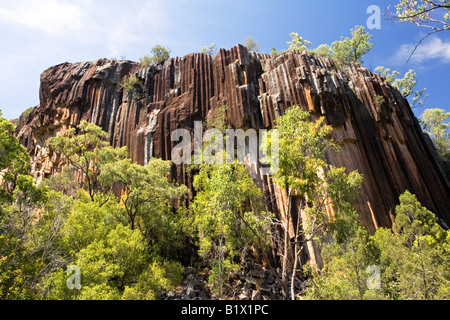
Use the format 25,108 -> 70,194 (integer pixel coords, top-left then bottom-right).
0,0 -> 84,35
0,0 -> 239,119
0,0 -> 177,57
394,36 -> 450,64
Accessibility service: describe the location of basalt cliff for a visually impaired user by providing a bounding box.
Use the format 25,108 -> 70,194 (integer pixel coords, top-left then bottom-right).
15,45 -> 450,237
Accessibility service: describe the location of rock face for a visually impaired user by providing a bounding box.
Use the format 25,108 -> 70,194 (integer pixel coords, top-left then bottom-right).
16,45 -> 450,237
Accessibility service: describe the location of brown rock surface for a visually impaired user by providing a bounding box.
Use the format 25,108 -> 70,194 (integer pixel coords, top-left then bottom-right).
16,45 -> 450,236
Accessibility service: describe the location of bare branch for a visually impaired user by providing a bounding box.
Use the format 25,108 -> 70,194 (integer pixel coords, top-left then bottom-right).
404,29 -> 444,66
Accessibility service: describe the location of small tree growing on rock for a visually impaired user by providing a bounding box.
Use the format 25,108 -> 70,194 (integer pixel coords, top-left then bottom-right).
139,45 -> 171,68
243,36 -> 260,52
201,43 -> 216,56
331,25 -> 373,65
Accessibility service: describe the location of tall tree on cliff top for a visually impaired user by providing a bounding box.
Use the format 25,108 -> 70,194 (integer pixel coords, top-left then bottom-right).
331,25 -> 374,65
243,36 -> 261,52
139,45 -> 171,68
287,33 -> 312,51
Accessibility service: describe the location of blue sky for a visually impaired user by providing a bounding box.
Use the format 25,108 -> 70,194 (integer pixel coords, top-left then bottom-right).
0,0 -> 449,121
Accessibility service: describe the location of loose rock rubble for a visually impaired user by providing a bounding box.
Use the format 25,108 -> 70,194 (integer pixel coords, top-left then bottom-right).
163,264 -> 306,301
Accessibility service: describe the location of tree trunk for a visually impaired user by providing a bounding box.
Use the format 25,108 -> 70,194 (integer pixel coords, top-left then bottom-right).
281,192 -> 292,299
290,199 -> 302,300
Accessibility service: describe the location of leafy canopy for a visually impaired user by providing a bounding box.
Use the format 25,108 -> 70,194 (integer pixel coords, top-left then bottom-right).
375,67 -> 428,108
303,190 -> 450,300
139,45 -> 171,68
243,36 -> 260,52
287,33 -> 312,52
47,121 -> 128,203
420,108 -> 450,161
0,112 -> 31,202
201,43 -> 216,56
99,157 -> 188,230
331,25 -> 374,64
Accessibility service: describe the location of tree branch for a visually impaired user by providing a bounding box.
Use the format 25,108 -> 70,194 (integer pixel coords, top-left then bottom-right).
404,29 -> 444,67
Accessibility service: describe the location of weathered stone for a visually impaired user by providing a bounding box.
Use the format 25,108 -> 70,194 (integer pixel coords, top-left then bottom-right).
259,284 -> 271,296
184,267 -> 196,275
238,293 -> 249,300
251,290 -> 262,300
16,46 -> 450,261
198,290 -> 210,300
247,267 -> 265,279
186,283 -> 195,299
186,274 -> 195,281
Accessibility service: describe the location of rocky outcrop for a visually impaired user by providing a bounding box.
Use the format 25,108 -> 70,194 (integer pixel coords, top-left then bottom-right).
16,45 -> 450,239
165,264 -> 295,301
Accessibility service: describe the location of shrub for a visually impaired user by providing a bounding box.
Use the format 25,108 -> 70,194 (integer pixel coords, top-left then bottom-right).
139,45 -> 171,68
120,76 -> 143,99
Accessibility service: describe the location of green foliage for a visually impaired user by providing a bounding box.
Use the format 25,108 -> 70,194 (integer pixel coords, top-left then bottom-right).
0,114 -> 189,301
47,121 -> 128,203
263,107 -> 363,240
41,167 -> 78,196
313,44 -> 333,58
375,95 -> 385,106
0,233 -> 42,299
201,43 -> 216,56
139,45 -> 171,68
287,33 -> 312,52
0,114 -> 31,203
122,261 -> 183,300
375,67 -> 428,108
263,107 -> 336,194
304,226 -> 381,300
325,168 -> 365,243
99,156 -> 190,258
41,190 -> 183,300
120,76 -> 143,100
60,191 -> 122,254
420,108 -> 450,161
44,222 -> 182,300
243,36 -> 260,52
99,157 -> 188,231
190,162 -> 272,297
303,191 -> 449,300
378,191 -> 449,299
271,47 -> 280,57
138,55 -> 153,68
206,105 -> 228,133
0,176 -> 52,299
331,25 -> 373,65
17,107 -> 34,125
262,105 -> 364,299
